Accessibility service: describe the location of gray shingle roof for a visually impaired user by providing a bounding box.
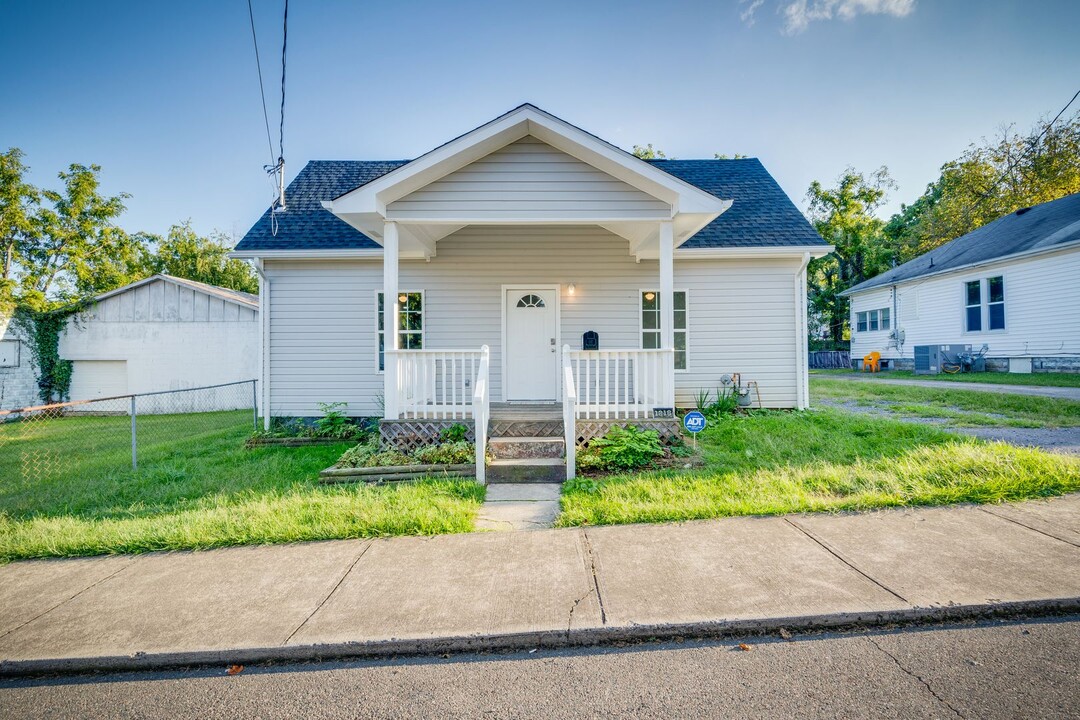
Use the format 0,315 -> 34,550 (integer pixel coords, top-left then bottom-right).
234,157 -> 825,252
845,192 -> 1080,295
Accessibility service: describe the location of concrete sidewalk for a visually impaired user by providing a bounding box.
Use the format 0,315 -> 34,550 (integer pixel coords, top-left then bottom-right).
2,495 -> 1079,675
818,373 -> 1080,401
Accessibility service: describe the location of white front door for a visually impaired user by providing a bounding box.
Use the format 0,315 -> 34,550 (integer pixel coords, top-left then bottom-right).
505,288 -> 557,401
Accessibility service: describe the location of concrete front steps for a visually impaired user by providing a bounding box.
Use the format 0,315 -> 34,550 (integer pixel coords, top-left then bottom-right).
487,436 -> 568,484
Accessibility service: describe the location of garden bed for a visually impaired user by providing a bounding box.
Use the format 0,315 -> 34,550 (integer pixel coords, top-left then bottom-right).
245,436 -> 350,448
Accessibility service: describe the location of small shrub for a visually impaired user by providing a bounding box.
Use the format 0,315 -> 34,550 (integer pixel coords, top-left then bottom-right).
313,402 -> 368,440
440,423 -> 470,443
564,476 -> 601,494
588,424 -> 665,471
576,446 -> 606,472
414,441 -> 474,465
670,443 -> 695,458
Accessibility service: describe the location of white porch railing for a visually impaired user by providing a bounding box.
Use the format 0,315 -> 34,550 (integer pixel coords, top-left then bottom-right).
388,349 -> 486,420
565,347 -> 675,419
473,346 -> 490,484
562,348 -> 577,481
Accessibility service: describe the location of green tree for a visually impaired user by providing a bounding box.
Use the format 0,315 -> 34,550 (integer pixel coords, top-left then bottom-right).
805,167 -> 896,343
0,148 -> 40,300
886,111 -> 1080,260
18,163 -> 142,307
632,144 -> 667,160
144,221 -> 257,294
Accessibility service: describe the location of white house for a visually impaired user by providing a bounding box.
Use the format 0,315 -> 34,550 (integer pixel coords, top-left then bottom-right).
58,274 -> 260,409
845,192 -> 1080,373
231,104 -> 830,480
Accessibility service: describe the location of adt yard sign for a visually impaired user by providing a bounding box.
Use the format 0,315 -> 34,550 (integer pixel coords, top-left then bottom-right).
684,411 -> 707,433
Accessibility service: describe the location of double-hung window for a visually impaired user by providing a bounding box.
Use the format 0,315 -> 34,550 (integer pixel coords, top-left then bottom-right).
641,290 -> 687,371
855,308 -> 890,332
377,291 -> 423,371
964,276 -> 1005,332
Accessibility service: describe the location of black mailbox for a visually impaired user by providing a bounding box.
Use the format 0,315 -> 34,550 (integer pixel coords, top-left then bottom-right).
582,330 -> 599,351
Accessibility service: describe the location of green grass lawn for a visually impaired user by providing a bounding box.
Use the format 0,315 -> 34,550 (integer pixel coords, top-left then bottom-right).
810,368 -> 1080,388
810,377 -> 1080,428
557,409 -> 1080,527
0,411 -> 484,562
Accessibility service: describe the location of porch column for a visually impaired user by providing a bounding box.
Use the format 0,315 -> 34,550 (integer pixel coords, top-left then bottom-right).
383,220 -> 399,419
659,220 -> 675,407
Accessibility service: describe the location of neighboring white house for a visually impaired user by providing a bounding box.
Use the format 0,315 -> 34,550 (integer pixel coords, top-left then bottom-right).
232,104 -> 830,432
58,274 -> 260,409
845,192 -> 1080,373
0,314 -> 38,411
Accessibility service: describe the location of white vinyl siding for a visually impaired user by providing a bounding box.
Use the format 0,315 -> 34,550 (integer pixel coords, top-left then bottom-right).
387,136 -> 670,221
849,244 -> 1080,363
264,227 -> 804,416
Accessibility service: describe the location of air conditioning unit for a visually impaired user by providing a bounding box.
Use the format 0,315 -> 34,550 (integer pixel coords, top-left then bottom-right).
914,345 -> 971,375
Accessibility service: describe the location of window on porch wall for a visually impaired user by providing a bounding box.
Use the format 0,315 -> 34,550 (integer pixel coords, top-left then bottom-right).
377,291 -> 423,372
641,290 -> 687,370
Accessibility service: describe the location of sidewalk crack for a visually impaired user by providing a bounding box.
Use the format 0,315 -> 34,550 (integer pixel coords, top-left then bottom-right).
0,556 -> 140,641
282,541 -> 371,646
784,518 -> 910,605
867,636 -> 965,719
977,506 -> 1080,549
580,529 -> 607,625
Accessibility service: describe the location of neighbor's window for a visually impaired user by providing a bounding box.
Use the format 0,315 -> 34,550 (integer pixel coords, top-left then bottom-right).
377,291 -> 423,371
855,308 -> 889,332
965,281 -> 982,332
641,290 -> 687,371
987,276 -> 1005,330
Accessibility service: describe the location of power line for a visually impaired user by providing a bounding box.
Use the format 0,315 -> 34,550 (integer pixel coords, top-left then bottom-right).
246,0 -> 275,169
278,0 -> 288,164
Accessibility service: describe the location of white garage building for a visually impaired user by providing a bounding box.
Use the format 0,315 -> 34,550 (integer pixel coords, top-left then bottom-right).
59,274 -> 259,409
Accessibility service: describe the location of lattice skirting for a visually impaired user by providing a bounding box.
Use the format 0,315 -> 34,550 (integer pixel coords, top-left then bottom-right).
380,419 -> 475,453
574,419 -> 683,448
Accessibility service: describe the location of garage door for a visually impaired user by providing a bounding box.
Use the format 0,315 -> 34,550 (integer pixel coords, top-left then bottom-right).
69,360 -> 128,401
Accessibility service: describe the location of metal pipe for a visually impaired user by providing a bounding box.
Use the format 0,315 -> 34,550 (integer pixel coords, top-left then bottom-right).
130,395 -> 137,470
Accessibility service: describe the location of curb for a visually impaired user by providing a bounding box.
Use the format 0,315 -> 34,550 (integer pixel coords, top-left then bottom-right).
3,597 -> 1079,678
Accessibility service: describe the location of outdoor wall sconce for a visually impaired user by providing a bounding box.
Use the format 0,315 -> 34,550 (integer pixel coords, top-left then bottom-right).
568,283 -> 576,296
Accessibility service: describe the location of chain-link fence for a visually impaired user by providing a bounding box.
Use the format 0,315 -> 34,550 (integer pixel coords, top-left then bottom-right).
0,380 -> 257,482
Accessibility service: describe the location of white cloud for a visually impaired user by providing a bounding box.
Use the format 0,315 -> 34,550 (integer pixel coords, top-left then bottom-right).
740,0 -> 766,26
780,0 -> 916,34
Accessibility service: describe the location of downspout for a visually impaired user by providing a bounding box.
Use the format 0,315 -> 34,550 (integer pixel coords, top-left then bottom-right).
794,253 -> 811,410
254,258 -> 271,431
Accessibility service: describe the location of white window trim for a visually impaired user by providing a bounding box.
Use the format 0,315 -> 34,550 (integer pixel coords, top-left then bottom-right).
375,289 -> 426,374
854,308 -> 890,333
961,275 -> 1007,335
639,288 -> 689,373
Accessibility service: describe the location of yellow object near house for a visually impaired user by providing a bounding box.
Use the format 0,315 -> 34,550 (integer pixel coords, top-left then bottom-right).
863,351 -> 881,372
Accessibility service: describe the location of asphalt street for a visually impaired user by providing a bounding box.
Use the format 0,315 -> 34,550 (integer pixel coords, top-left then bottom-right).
2,615 -> 1078,719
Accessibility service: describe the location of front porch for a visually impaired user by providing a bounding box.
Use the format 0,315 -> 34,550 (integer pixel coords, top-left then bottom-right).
379,350 -> 682,484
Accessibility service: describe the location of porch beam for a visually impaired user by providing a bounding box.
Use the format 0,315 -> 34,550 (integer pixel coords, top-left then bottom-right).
659,220 -> 675,408
383,220 -> 400,419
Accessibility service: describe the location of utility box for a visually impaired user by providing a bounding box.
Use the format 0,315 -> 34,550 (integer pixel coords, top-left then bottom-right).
914,344 -> 971,375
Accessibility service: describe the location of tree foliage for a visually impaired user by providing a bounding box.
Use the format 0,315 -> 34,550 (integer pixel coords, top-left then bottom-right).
0,148 -> 39,302
805,167 -> 895,343
885,111 -> 1080,260
142,222 -> 257,294
632,144 -> 667,160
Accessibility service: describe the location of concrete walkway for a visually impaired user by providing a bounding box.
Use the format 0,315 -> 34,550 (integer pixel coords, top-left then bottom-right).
476,483 -> 561,530
2,494 -> 1079,675
819,373 -> 1080,401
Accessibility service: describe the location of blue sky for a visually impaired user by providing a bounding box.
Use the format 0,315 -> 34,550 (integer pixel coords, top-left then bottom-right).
3,0 -> 1078,240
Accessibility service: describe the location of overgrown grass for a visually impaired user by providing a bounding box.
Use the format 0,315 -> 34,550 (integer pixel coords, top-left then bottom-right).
557,409 -> 1080,527
810,378 -> 1080,428
0,412 -> 484,562
810,368 -> 1080,388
